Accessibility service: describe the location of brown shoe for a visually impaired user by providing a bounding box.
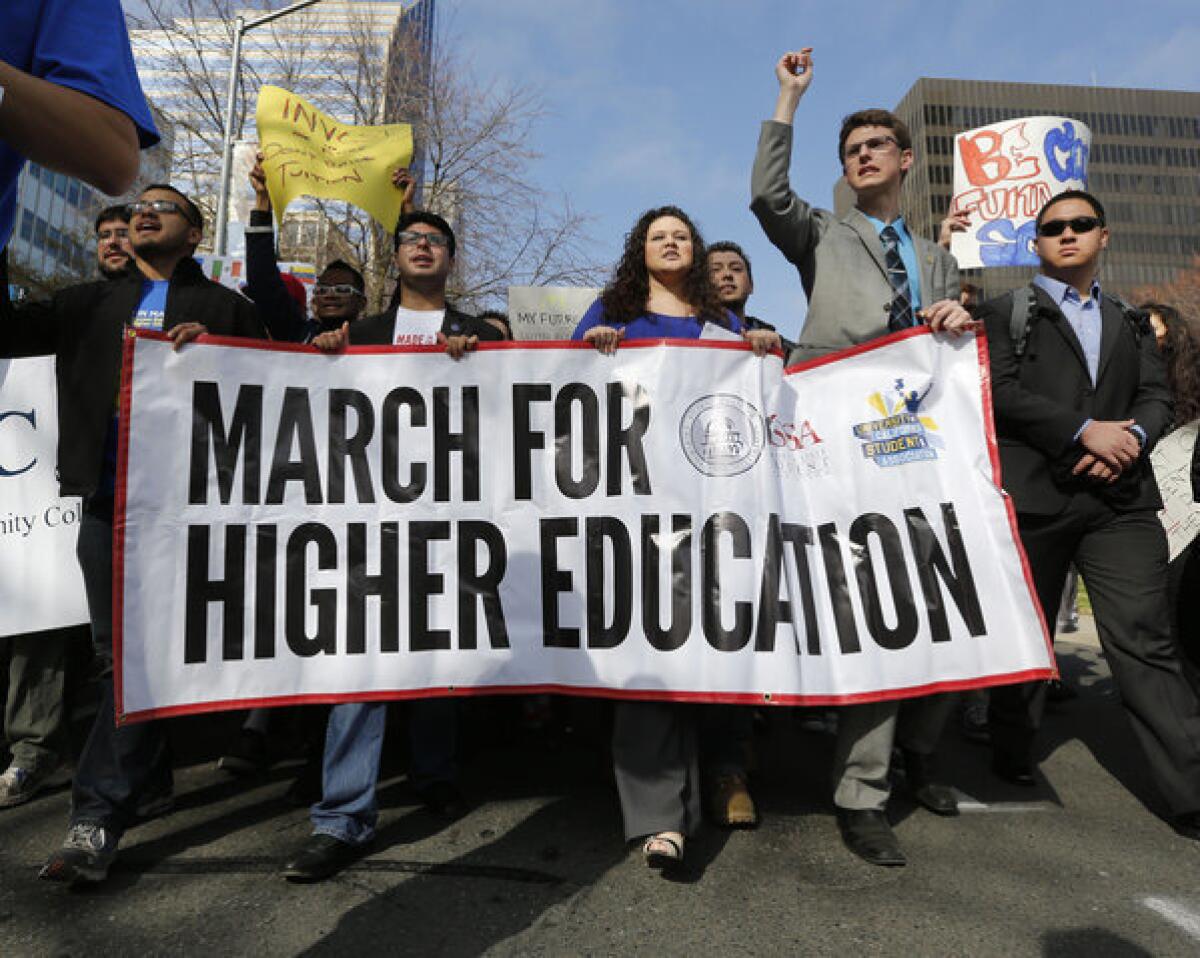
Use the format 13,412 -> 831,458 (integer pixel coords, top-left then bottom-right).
706,773 -> 758,828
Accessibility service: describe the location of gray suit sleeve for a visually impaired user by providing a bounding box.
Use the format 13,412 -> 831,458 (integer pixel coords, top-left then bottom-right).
750,121 -> 820,266
941,253 -> 961,302
926,243 -> 960,303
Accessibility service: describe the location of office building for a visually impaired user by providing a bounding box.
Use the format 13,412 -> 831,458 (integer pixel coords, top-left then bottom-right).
7,107 -> 175,283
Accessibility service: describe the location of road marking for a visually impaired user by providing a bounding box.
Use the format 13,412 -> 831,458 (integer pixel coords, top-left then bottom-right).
1141,896 -> 1200,942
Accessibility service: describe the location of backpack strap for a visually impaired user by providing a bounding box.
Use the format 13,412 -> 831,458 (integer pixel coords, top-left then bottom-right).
1009,284 -> 1038,357
1103,293 -> 1153,339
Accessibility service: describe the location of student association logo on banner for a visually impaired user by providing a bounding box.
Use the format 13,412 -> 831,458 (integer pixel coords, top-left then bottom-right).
765,412 -> 829,479
852,376 -> 941,468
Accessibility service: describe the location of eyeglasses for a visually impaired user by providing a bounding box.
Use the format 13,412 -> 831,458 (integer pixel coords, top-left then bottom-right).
313,283 -> 362,297
843,135 -> 898,161
128,199 -> 200,227
396,230 -> 449,248
1037,215 -> 1103,237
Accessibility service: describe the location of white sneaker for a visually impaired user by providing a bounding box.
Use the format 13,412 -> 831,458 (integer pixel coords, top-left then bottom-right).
38,823 -> 119,884
0,764 -> 59,808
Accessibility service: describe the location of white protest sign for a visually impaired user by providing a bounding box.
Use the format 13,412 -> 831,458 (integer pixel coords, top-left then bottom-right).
114,330 -> 1053,722
0,357 -> 88,637
1153,422 -> 1200,562
507,286 -> 601,341
949,116 -> 1091,269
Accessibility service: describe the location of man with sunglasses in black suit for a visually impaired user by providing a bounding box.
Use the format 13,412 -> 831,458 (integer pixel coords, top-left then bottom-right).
981,189 -> 1200,839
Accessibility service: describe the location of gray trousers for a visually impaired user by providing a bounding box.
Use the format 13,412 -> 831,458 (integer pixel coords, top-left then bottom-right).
3,630 -> 69,774
832,695 -> 955,811
612,701 -> 701,841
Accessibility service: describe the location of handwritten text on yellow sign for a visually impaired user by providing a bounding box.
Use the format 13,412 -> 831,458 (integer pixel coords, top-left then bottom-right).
255,85 -> 413,229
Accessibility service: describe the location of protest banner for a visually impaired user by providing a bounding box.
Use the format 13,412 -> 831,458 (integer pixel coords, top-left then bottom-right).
508,286 -> 602,341
949,115 -> 1091,269
0,358 -> 88,637
255,85 -> 413,230
1153,422 -> 1200,562
113,329 -> 1053,722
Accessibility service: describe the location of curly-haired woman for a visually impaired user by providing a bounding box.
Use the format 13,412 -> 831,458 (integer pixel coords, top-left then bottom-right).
1144,303 -> 1200,428
571,206 -> 780,869
1142,303 -> 1200,687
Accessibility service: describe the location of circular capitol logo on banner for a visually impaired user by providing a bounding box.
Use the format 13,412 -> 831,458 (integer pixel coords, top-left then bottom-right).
679,394 -> 766,477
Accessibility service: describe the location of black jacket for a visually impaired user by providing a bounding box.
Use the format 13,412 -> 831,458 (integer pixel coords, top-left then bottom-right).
243,209 -> 315,343
981,284 -> 1173,517
0,256 -> 266,495
349,303 -> 504,346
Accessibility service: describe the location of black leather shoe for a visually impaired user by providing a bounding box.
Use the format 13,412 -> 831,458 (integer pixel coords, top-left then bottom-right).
991,752 -> 1036,787
836,809 -> 906,866
902,749 -> 959,816
1046,679 -> 1078,704
282,834 -> 364,883
415,780 -> 464,817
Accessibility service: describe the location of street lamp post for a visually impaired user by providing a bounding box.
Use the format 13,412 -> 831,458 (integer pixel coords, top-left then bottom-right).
213,0 -> 323,256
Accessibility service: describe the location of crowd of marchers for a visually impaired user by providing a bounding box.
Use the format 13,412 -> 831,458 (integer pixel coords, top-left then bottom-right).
4,14 -> 1200,889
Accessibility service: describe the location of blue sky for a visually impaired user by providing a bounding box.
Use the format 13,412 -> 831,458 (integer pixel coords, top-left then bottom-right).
446,0 -> 1199,340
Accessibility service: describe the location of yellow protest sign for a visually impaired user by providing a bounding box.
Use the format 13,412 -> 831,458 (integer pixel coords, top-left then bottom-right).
255,85 -> 413,230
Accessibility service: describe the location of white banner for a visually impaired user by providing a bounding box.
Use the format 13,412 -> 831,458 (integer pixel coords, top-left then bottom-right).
1153,422 -> 1200,562
949,115 -> 1091,269
114,330 -> 1053,722
0,357 -> 89,637
507,286 -> 602,341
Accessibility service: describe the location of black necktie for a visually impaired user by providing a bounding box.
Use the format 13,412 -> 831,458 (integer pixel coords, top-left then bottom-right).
880,225 -> 914,332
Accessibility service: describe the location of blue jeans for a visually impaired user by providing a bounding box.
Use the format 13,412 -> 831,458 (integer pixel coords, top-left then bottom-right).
71,499 -> 171,835
310,698 -> 457,845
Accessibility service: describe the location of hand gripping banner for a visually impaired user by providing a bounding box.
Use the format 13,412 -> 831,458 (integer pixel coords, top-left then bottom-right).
113,330 -> 1053,722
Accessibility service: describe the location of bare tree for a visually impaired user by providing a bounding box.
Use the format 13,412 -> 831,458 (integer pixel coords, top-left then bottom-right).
127,1 -> 604,312
1133,255 -> 1200,330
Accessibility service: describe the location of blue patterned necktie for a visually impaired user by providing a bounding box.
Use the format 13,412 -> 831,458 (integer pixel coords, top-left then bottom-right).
880,225 -> 914,332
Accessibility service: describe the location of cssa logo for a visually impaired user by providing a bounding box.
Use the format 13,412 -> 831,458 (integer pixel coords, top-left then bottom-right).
764,413 -> 830,479
852,377 -> 943,468
766,414 -> 822,450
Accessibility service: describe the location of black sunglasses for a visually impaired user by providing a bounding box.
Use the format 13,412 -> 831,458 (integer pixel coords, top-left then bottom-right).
1037,215 -> 1103,238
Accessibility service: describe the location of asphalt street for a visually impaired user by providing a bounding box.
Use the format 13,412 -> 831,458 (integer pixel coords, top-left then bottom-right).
2,621 -> 1200,957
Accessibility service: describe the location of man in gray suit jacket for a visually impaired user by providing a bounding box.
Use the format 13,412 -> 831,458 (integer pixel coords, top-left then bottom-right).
750,47 -> 972,868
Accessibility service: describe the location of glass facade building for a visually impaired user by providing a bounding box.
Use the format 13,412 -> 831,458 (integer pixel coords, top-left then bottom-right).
7,109 -> 174,283
834,78 -> 1200,299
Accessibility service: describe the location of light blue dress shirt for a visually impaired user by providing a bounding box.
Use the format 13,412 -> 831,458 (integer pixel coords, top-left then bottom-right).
1033,274 -> 1145,448
863,213 -> 922,311
1033,274 -> 1102,382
